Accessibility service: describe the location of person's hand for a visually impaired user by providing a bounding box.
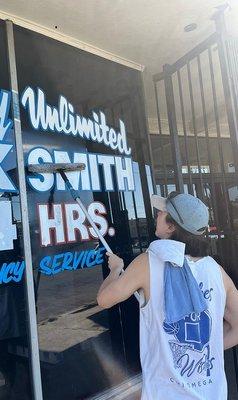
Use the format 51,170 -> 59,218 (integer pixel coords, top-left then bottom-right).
106,252 -> 124,273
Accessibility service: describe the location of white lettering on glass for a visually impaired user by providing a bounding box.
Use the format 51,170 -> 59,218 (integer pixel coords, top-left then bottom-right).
38,201 -> 111,247
27,148 -> 135,192
0,201 -> 17,250
21,87 -> 131,155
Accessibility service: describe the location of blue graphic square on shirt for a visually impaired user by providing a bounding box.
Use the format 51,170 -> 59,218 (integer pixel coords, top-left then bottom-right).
185,322 -> 201,344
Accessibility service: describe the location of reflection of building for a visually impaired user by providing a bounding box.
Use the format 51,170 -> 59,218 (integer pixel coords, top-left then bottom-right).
129,218 -> 152,247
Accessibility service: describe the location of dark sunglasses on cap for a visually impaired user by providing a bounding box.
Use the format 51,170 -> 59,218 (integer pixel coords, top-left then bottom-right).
166,191 -> 184,225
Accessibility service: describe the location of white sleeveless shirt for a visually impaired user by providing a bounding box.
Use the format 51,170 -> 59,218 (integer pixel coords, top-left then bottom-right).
140,239 -> 227,400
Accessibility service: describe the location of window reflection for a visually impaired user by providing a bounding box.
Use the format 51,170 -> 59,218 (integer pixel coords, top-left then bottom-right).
228,186 -> 238,230
123,162 -> 151,255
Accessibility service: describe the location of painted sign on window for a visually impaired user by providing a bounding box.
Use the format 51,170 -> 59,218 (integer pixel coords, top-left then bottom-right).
0,87 -> 138,282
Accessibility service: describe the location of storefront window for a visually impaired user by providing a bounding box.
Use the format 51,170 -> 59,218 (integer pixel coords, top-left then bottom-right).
11,24 -> 152,399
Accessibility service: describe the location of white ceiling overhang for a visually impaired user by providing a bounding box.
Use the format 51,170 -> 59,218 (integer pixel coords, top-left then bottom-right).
0,0 -> 238,130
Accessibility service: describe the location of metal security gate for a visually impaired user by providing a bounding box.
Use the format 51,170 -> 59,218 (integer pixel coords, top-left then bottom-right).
151,8 -> 238,399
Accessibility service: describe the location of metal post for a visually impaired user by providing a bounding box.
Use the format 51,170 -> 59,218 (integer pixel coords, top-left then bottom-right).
177,69 -> 193,194
163,64 -> 184,193
140,70 -> 157,195
186,61 -> 205,202
208,46 -> 232,230
5,20 -> 43,400
197,54 -> 220,233
212,9 -> 238,174
153,80 -> 169,195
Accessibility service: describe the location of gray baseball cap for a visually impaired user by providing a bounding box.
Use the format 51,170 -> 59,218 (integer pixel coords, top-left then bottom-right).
151,192 -> 209,235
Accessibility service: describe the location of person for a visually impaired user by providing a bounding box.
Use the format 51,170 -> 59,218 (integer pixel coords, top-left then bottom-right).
97,191 -> 238,400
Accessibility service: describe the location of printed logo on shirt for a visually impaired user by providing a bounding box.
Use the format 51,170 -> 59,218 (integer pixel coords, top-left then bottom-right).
163,310 -> 215,378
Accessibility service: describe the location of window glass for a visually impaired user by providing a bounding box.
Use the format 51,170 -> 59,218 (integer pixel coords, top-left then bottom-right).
14,24 -> 151,399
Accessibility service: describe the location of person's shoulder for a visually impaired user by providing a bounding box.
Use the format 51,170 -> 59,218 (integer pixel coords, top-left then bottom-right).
128,252 -> 149,277
202,255 -> 221,267
122,252 -> 149,289
134,252 -> 149,265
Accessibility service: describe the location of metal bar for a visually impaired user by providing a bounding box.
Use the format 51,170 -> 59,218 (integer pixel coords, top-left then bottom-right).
197,53 -> 221,233
177,69 -> 193,194
226,39 -> 238,128
153,32 -> 218,82
208,46 -> 232,230
140,70 -> 157,194
163,64 -> 184,193
187,61 -> 204,201
107,192 -> 114,224
154,81 -> 169,195
117,189 -> 123,210
147,132 -> 158,189
121,191 -> 126,210
213,12 -> 238,176
112,103 -> 124,212
5,20 -> 43,400
224,39 -> 238,176
131,191 -> 143,253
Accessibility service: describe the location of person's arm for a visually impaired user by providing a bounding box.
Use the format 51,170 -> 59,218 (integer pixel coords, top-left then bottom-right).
97,252 -> 149,309
220,267 -> 238,350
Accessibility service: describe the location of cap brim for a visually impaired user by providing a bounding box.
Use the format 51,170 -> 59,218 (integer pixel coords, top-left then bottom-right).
151,195 -> 167,211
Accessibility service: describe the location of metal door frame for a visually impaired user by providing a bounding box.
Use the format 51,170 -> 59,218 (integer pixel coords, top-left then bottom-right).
5,20 -> 43,400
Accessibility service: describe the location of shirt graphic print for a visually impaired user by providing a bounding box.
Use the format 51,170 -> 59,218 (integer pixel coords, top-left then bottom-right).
163,302 -> 214,378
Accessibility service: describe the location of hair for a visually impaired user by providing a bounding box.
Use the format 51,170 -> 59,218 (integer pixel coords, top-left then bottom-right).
165,214 -> 210,257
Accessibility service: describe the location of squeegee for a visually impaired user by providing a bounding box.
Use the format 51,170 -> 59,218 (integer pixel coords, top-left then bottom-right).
28,163 -> 141,302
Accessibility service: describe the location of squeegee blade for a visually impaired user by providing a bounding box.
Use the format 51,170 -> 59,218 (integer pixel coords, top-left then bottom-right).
28,163 -> 85,173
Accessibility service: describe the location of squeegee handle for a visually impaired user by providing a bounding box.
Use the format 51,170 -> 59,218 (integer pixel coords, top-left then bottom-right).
60,171 -> 112,251
74,195 -> 141,302
77,196 -> 112,253
60,170 -> 141,302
